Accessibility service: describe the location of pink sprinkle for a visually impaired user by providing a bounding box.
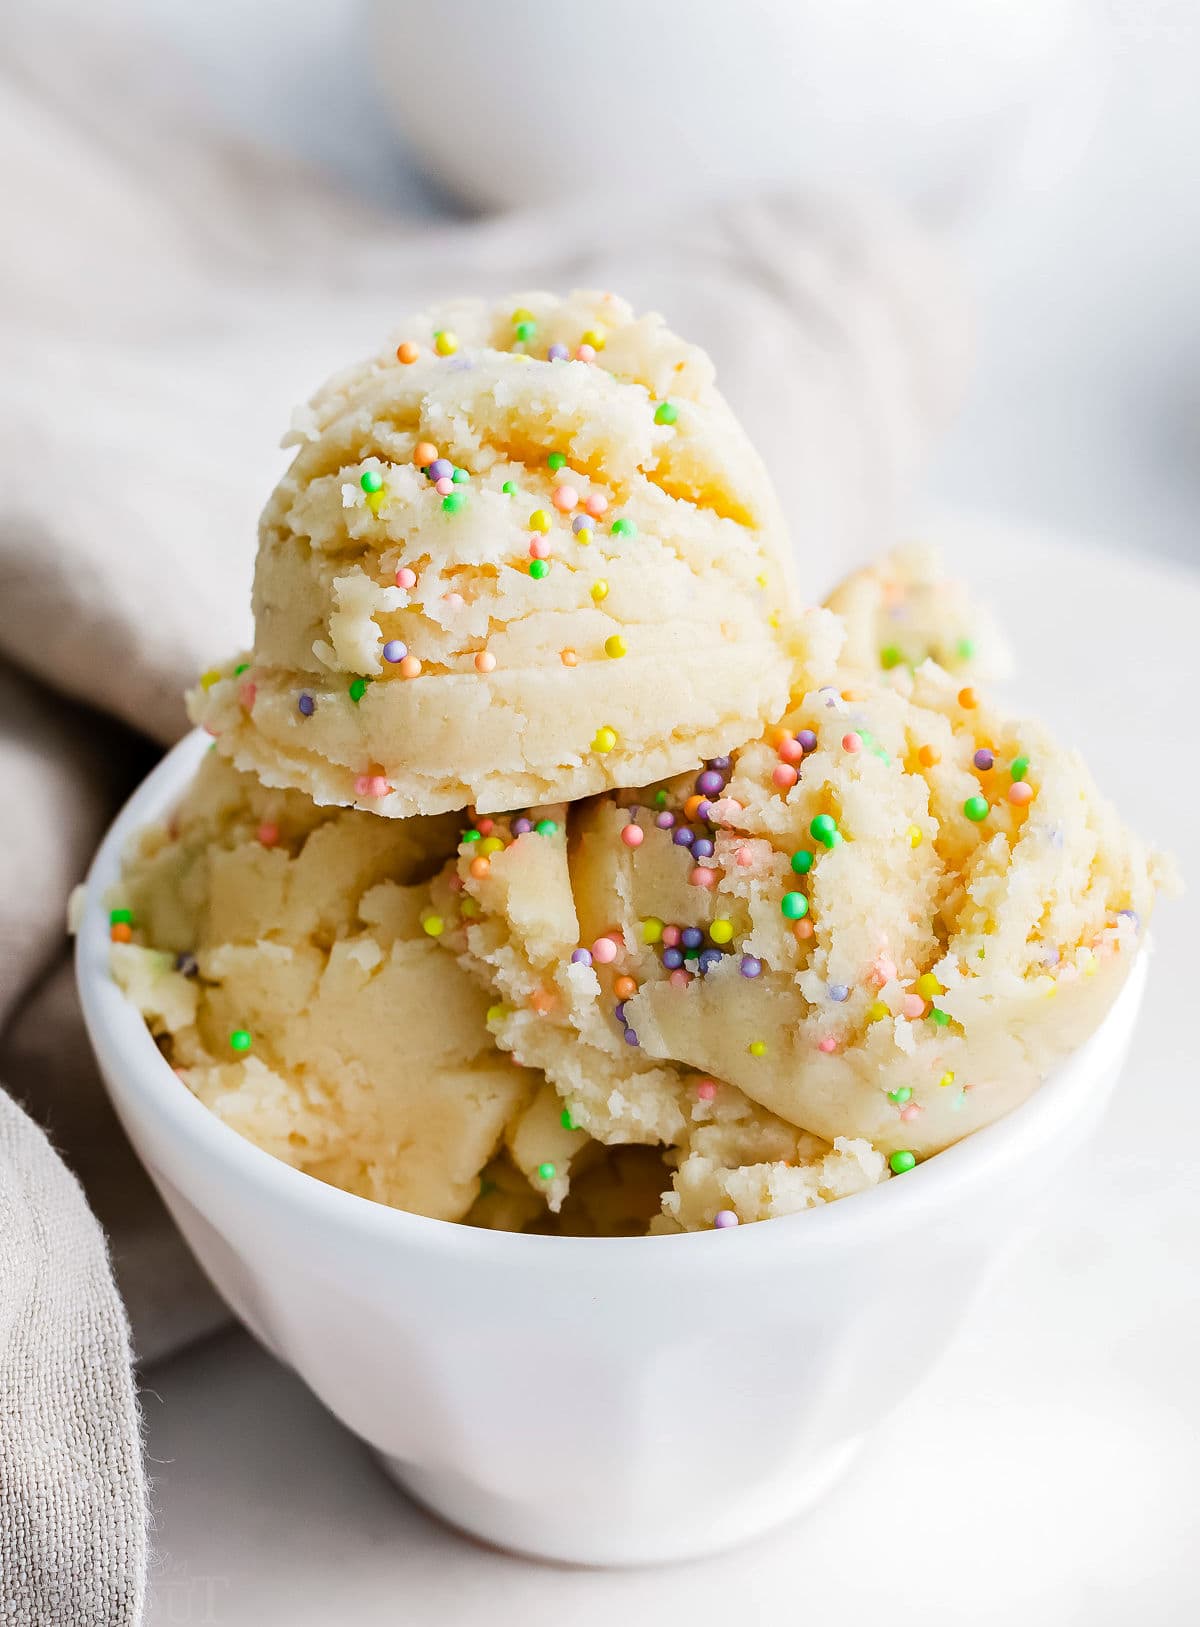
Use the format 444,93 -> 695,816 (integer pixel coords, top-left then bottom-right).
818,1035 -> 838,1053
434,476 -> 454,496
477,818 -> 495,837
696,1080 -> 717,1101
591,936 -> 619,965
874,956 -> 897,985
621,824 -> 644,848
669,969 -> 690,989
1008,781 -> 1033,806
901,993 -> 926,1019
735,847 -> 753,867
575,343 -> 597,363
256,822 -> 279,847
772,764 -> 798,791
443,592 -> 465,610
842,732 -> 863,753
662,925 -> 681,947
777,737 -> 804,764
395,567 -> 417,589
900,1103 -> 922,1122
690,866 -> 717,888
238,682 -> 256,710
354,774 -> 389,798
584,492 -> 608,518
449,874 -> 464,893
710,797 -> 743,824
529,536 -> 552,559
551,485 -> 578,512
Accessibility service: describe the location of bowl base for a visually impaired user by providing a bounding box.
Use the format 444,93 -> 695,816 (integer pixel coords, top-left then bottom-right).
376,1436 -> 864,1567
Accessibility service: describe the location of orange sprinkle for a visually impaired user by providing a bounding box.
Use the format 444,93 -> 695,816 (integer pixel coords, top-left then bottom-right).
396,341 -> 419,364
794,920 -> 814,939
613,975 -> 638,1001
414,441 -> 438,468
684,794 -> 705,820
529,989 -> 556,1015
469,856 -> 491,879
474,651 -> 497,674
110,923 -> 132,944
957,686 -> 979,709
918,744 -> 940,768
560,648 -> 578,667
399,655 -> 421,679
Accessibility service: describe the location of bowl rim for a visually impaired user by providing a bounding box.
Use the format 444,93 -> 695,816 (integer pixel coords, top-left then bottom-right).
75,729 -> 1147,1270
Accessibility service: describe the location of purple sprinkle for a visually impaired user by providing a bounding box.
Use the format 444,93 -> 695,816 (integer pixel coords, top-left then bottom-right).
708,756 -> 732,771
511,817 -> 533,835
974,748 -> 995,771
692,838 -> 714,859
623,1028 -> 640,1046
663,948 -> 684,970
696,770 -> 724,796
797,729 -> 818,752
827,983 -> 850,1003
548,343 -> 569,362
681,927 -> 703,950
571,514 -> 590,533
428,458 -> 453,481
175,953 -> 198,978
696,800 -> 715,822
571,948 -> 593,966
1118,909 -> 1139,928
655,811 -> 676,829
382,640 -> 407,664
673,827 -> 695,847
713,1209 -> 739,1229
739,954 -> 761,979
1042,946 -> 1060,965
699,949 -> 723,974
298,692 -> 315,716
614,1002 -> 627,1023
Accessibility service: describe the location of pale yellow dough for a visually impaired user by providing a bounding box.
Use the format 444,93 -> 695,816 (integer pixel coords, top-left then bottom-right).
191,290 -> 803,817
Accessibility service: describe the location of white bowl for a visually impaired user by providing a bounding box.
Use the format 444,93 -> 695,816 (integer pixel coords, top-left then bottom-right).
76,732 -> 1147,1567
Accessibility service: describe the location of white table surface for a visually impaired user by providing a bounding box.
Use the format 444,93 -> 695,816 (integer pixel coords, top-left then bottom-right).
141,520 -> 1199,1625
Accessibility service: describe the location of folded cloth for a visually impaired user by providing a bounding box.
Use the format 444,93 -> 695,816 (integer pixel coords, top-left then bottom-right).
0,13 -> 968,1621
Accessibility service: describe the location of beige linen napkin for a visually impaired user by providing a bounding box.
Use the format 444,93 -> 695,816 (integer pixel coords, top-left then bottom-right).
0,13 -> 967,1622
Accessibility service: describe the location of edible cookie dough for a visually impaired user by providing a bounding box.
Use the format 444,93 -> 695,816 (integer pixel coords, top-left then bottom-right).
110,752 -> 540,1222
192,290 -> 804,817
430,623 -> 1166,1225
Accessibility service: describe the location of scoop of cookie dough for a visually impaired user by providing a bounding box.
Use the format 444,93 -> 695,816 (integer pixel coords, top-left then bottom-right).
110,753 -> 539,1222
192,289 -> 804,817
827,541 -> 1010,682
431,629 -> 1165,1221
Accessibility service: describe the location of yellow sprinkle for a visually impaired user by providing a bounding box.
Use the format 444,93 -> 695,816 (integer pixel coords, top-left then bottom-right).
604,634 -> 627,659
434,330 -> 458,356
767,613 -> 779,629
709,919 -> 734,945
511,307 -> 534,323
865,1000 -> 890,1024
581,326 -> 606,349
460,898 -> 479,918
641,917 -> 664,945
938,1071 -> 955,1088
365,486 -> 388,517
199,668 -> 223,691
749,1040 -> 767,1057
915,972 -> 943,1000
591,579 -> 609,602
529,509 -> 551,532
907,825 -> 922,848
592,726 -> 618,754
1045,982 -> 1058,998
756,573 -> 768,589
575,526 -> 593,545
422,915 -> 445,938
479,836 -> 504,855
486,1003 -> 509,1024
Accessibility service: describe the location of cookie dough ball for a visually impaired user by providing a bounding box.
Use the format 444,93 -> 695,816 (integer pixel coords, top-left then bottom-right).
432,655 -> 1164,1194
827,542 -> 1010,682
193,290 -> 804,817
111,753 -> 538,1221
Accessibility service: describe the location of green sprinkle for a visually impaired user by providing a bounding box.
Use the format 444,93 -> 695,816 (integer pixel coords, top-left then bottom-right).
610,517 -> 637,539
109,908 -> 133,926
963,795 -> 989,822
889,1150 -> 917,1174
534,818 -> 558,836
654,401 -> 678,425
233,662 -> 249,676
514,319 -> 537,343
1010,754 -> 1030,782
451,466 -> 469,484
880,645 -> 904,670
560,1108 -> 576,1131
229,1029 -> 252,1054
537,1162 -> 556,1182
887,1087 -> 913,1105
956,637 -> 976,661
349,677 -> 371,704
529,559 -> 550,580
461,829 -> 481,844
547,452 -> 566,472
654,789 -> 669,808
359,468 -> 384,493
810,813 -> 839,847
442,491 -> 467,514
928,1007 -> 951,1027
502,481 -> 517,495
781,891 -> 809,920
790,849 -> 814,875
